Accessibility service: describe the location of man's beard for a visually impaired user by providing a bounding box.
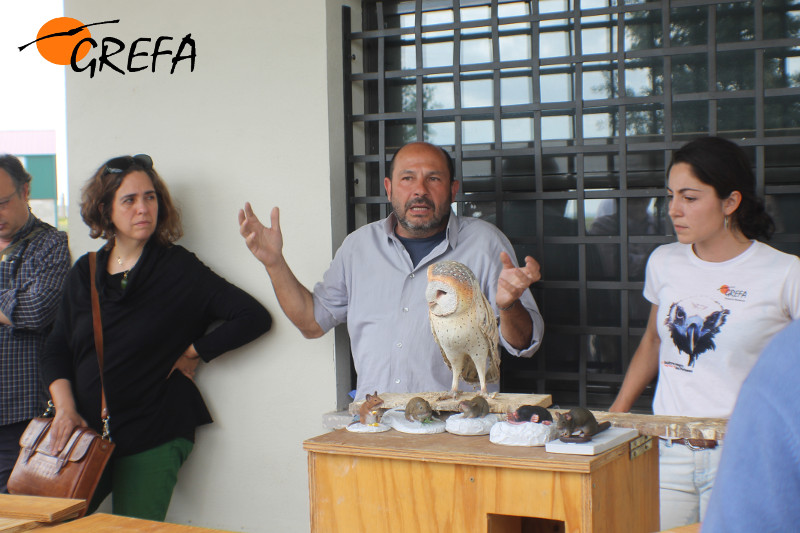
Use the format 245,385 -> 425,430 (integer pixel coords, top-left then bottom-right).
393,196 -> 451,236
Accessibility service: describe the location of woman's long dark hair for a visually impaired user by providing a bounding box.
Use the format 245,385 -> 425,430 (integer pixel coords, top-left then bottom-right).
668,136 -> 774,241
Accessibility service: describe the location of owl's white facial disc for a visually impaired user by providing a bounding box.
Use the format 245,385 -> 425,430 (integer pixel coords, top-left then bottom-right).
426,280 -> 458,316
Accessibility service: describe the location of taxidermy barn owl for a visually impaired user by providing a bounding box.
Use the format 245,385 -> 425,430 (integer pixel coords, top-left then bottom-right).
426,260 -> 500,399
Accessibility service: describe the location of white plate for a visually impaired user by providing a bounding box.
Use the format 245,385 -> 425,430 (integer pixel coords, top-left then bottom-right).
381,407 -> 446,434
445,413 -> 499,436
345,422 -> 391,433
489,420 -> 557,446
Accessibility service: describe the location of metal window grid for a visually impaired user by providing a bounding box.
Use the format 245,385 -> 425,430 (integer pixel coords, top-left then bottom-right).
342,0 -> 800,410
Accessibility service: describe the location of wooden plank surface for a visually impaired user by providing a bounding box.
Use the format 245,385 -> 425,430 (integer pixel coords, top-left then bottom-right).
304,427 -> 628,474
349,398 -> 726,440
0,517 -> 38,533
45,513 -> 233,532
349,392 -> 551,415
0,494 -> 85,522
588,411 -> 727,440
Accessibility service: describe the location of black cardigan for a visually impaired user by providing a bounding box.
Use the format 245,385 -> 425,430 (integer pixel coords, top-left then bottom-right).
41,239 -> 271,456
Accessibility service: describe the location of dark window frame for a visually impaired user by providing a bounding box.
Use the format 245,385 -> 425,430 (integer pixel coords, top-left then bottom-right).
342,0 -> 800,410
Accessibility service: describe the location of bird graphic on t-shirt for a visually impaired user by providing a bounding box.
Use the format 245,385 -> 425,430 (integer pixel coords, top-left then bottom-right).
665,297 -> 730,367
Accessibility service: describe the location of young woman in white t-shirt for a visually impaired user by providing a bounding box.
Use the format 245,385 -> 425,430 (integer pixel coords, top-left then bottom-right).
609,136 -> 800,530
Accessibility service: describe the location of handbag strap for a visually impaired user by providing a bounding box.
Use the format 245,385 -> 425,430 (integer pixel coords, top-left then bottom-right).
88,252 -> 111,440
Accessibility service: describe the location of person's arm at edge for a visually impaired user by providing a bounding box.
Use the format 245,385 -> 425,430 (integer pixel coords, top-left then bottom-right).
238,203 -> 324,338
261,250 -> 323,338
498,299 -> 534,350
0,231 -> 70,327
609,303 -> 660,412
496,252 -> 539,350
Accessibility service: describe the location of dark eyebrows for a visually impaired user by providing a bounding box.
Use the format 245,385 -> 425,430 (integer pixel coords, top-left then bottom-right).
392,165 -> 448,181
120,189 -> 156,201
666,186 -> 703,194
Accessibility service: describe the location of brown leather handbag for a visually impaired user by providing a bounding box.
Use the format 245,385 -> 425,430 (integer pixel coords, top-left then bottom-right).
7,253 -> 114,515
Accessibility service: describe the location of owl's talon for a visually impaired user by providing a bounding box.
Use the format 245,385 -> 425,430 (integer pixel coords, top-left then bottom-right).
438,390 -> 460,401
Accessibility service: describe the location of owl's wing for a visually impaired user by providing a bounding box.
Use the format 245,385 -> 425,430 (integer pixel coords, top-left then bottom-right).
475,285 -> 501,383
430,311 -> 453,371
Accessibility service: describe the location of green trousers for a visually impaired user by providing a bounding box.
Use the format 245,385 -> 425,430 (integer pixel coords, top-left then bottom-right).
89,437 -> 194,521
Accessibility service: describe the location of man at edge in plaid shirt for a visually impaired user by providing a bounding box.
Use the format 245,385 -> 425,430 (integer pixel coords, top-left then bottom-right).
0,155 -> 70,492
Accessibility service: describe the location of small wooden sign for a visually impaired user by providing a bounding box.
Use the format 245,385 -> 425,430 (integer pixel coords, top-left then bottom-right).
0,494 -> 85,523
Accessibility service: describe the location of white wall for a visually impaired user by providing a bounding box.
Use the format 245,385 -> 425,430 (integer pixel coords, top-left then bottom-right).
65,1 -> 355,530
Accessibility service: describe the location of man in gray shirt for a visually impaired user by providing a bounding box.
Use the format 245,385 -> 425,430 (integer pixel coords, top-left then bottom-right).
239,142 -> 543,399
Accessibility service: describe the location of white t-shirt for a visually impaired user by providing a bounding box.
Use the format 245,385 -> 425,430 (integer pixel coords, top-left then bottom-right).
645,241 -> 800,418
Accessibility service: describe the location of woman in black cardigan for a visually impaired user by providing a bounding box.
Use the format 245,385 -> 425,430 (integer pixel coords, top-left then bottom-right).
41,154 -> 271,520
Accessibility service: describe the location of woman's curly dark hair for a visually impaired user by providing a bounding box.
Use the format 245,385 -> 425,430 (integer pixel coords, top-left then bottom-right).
669,136 -> 775,241
80,155 -> 183,247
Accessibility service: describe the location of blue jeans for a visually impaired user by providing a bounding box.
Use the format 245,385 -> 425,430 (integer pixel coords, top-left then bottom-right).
659,439 -> 723,530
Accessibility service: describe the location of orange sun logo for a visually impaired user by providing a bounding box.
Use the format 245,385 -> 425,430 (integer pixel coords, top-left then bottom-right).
18,18 -> 119,65
718,285 -> 730,295
35,17 -> 92,65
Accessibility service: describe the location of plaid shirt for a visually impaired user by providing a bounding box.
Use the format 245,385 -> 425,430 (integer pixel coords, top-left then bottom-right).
0,215 -> 70,425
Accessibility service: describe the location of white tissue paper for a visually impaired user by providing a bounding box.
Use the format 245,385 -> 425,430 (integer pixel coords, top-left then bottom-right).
381,407 -> 446,434
445,413 -> 500,435
489,420 -> 558,446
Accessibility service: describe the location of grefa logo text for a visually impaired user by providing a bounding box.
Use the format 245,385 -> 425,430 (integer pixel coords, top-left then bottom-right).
19,17 -> 196,78
73,33 -> 196,77
718,285 -> 747,300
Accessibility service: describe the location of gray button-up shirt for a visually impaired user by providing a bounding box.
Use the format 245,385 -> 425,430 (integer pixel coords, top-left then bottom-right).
313,212 -> 543,399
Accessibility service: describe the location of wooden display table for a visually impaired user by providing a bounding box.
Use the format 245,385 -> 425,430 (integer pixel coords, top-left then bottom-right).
304,429 -> 658,533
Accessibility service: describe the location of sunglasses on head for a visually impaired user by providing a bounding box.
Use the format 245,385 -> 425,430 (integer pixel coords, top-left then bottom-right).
103,154 -> 153,175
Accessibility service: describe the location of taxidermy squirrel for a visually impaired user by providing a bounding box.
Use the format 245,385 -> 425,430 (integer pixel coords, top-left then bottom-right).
352,391 -> 384,426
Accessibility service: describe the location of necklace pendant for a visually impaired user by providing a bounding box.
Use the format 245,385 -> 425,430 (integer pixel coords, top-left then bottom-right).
121,271 -> 129,290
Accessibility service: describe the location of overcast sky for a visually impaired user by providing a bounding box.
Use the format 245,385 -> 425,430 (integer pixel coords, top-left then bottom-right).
0,0 -> 68,202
